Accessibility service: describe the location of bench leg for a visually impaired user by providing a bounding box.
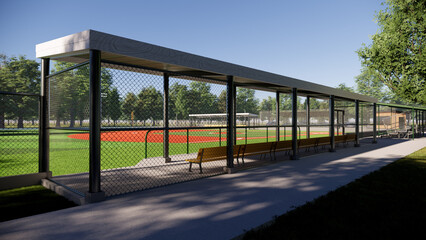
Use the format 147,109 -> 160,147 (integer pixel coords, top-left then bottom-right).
189,162 -> 193,172
199,163 -> 203,174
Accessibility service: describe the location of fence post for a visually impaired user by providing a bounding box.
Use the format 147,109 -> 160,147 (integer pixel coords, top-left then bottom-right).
276,91 -> 280,141
187,129 -> 189,154
355,100 -> 360,147
291,88 -> 298,160
39,58 -> 51,177
87,49 -> 105,203
226,76 -> 235,171
306,96 -> 310,139
329,95 -> 335,152
373,103 -> 377,143
163,73 -> 171,162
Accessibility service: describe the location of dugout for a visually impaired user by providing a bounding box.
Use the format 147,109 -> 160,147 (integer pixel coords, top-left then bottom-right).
32,30 -> 425,202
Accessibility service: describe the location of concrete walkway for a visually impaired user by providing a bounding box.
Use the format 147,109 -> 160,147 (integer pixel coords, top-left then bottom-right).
1,138 -> 425,240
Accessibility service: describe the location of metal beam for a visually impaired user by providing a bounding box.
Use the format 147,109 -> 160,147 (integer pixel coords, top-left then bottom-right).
355,100 -> 360,147
226,76 -> 235,170
163,73 -> 171,162
233,84 -> 237,145
39,58 -> 51,176
276,91 -> 280,141
372,103 -> 377,143
306,96 -> 310,139
87,50 -> 105,202
291,88 -> 298,160
329,95 -> 335,152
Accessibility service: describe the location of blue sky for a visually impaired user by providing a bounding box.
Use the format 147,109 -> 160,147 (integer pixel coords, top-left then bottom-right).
1,0 -> 383,92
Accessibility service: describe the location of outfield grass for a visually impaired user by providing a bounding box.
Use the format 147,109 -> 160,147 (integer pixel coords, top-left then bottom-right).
0,128 -> 331,177
242,147 -> 426,240
0,185 -> 77,222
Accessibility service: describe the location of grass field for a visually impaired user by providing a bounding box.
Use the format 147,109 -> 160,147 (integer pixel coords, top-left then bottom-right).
242,146 -> 426,239
0,128 -> 332,177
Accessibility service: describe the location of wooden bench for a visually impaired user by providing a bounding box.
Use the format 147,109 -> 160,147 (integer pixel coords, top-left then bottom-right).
273,140 -> 292,159
346,134 -> 356,144
316,136 -> 330,151
186,145 -> 242,174
240,141 -> 276,164
335,135 -> 348,147
298,138 -> 318,152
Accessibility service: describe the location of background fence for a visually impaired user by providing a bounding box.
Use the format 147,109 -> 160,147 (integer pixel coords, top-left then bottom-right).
0,92 -> 40,177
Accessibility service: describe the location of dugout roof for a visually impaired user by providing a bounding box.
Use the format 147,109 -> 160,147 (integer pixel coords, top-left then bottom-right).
36,29 -> 377,103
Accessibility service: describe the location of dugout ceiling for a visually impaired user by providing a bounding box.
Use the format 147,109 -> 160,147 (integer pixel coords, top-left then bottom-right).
36,29 -> 377,103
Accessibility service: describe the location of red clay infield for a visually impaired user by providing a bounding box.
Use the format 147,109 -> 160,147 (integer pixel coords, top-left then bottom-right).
68,130 -> 329,143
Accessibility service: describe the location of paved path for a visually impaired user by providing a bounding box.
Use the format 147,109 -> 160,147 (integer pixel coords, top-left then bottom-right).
1,138 -> 425,240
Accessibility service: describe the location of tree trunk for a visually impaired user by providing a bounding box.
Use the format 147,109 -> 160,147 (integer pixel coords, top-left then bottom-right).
56,117 -> 61,127
0,110 -> 4,128
18,115 -> 24,128
80,119 -> 84,127
70,107 -> 76,128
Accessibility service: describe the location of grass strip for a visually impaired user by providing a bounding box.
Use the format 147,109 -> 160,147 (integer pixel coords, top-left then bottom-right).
0,185 -> 77,222
242,147 -> 426,239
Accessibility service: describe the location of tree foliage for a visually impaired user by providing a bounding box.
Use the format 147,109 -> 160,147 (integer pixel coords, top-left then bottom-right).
236,88 -> 259,114
357,0 -> 426,105
0,55 -> 40,128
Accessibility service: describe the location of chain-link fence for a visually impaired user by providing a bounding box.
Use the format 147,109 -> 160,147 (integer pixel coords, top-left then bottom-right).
45,60 -> 413,198
48,62 -> 90,195
0,92 -> 40,177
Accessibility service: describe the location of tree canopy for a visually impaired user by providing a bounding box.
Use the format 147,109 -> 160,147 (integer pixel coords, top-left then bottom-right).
0,55 -> 40,128
357,0 -> 426,105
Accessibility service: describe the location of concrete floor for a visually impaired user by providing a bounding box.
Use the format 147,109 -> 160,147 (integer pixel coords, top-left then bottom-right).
1,137 -> 425,240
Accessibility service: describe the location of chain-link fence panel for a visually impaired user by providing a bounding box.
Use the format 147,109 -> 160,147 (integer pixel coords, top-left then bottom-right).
0,93 -> 39,177
48,62 -> 90,195
49,62 -> 90,128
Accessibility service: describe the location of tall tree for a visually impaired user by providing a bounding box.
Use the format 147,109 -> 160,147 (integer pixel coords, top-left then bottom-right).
169,83 -> 190,120
217,90 -> 227,113
0,56 -> 40,128
236,88 -> 259,114
357,0 -> 426,105
108,87 -> 121,126
188,82 -> 218,114
122,92 -> 137,125
135,86 -> 163,125
336,83 -> 355,93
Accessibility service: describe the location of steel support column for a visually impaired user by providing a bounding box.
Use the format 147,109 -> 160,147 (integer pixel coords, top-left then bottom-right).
233,84 -> 237,145
372,103 -> 377,143
87,50 -> 105,202
412,108 -> 415,140
276,91 -> 280,141
163,73 -> 171,162
355,100 -> 360,147
306,96 -> 310,139
39,58 -> 51,176
226,76 -> 235,171
291,88 -> 298,160
329,95 -> 335,152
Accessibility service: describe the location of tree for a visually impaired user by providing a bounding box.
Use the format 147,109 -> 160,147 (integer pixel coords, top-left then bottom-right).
336,83 -> 355,93
0,55 -> 40,128
169,83 -> 190,120
236,88 -> 259,114
122,92 -> 137,124
217,90 -> 227,113
135,86 -> 163,125
188,82 -> 218,114
108,87 -> 121,126
357,0 -> 426,105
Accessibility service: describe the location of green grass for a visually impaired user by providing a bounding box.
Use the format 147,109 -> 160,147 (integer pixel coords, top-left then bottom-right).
0,128 -> 331,177
0,185 -> 77,222
242,147 -> 426,240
